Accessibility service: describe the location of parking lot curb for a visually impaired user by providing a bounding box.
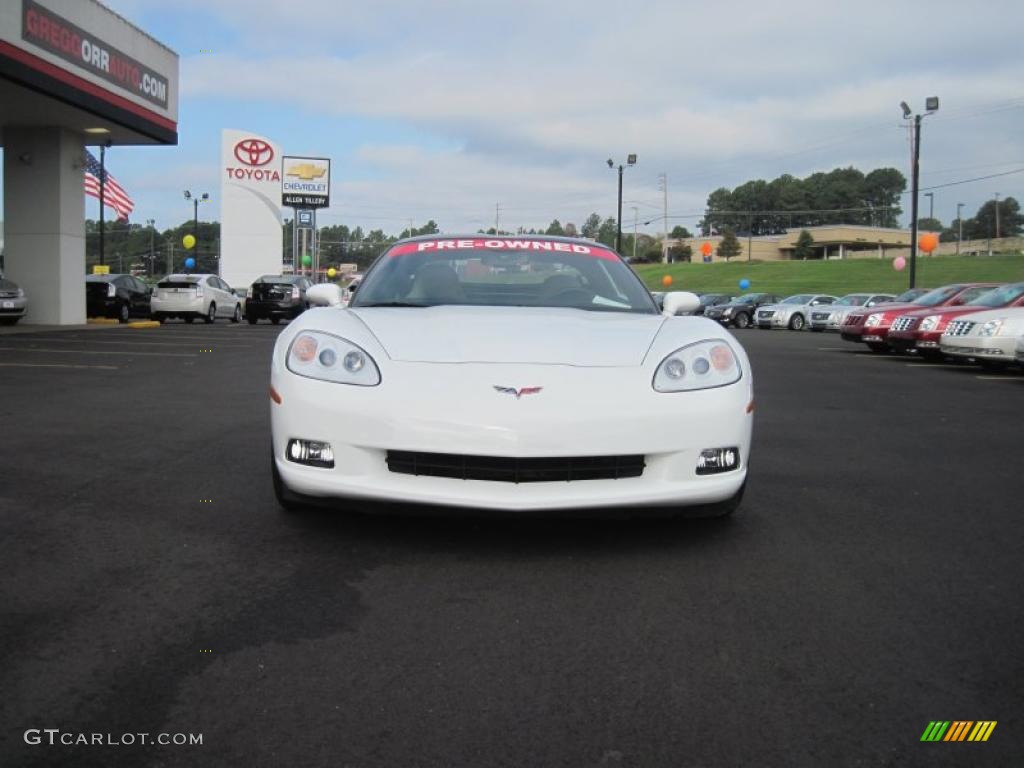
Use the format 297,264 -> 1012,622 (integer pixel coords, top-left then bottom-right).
127,321 -> 161,329
86,317 -> 119,325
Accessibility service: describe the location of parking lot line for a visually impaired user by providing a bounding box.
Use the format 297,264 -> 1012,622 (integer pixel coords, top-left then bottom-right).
905,363 -> 966,369
0,362 -> 119,370
0,346 -> 197,358
975,375 -> 1023,381
0,337 -> 253,348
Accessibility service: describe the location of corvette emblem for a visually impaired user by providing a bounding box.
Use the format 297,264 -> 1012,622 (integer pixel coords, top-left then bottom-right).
493,386 -> 543,399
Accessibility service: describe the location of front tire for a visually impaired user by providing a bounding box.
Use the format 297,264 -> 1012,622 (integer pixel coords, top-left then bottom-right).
272,453 -> 306,512
231,304 -> 242,323
204,303 -> 216,324
789,313 -> 805,331
271,316 -> 282,325
867,342 -> 889,354
118,303 -> 130,323
678,480 -> 745,518
733,312 -> 751,329
247,314 -> 258,325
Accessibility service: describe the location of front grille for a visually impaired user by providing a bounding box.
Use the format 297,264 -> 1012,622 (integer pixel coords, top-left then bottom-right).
386,450 -> 645,483
891,317 -> 918,332
945,320 -> 974,337
844,315 -> 865,327
811,312 -> 830,321
0,291 -> 18,299
758,310 -> 774,319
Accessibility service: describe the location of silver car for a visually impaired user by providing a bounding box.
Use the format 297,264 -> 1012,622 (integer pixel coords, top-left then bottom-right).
0,274 -> 28,325
809,293 -> 897,332
151,273 -> 243,324
756,294 -> 838,331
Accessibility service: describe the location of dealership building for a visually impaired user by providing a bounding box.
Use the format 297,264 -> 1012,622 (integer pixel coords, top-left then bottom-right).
673,225 -> 923,262
1,0 -> 178,324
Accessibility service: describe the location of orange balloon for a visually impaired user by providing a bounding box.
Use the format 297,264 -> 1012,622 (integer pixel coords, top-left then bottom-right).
661,274 -> 673,287
919,233 -> 939,253
701,242 -> 713,256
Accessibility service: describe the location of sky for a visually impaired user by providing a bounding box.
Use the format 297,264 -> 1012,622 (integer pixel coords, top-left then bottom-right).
61,0 -> 1024,236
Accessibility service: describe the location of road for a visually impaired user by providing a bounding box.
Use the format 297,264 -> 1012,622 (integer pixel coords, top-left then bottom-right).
1,322 -> 1020,767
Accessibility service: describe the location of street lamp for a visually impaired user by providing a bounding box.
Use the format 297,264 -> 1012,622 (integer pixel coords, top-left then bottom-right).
183,190 -> 210,256
607,154 -> 637,253
900,96 -> 939,289
146,218 -> 156,277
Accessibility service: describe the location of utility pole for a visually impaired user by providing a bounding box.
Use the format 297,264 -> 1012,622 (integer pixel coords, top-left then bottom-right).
924,192 -> 934,221
631,206 -> 638,261
495,203 -> 500,235
956,202 -> 964,256
994,193 -> 1000,239
658,173 -> 668,263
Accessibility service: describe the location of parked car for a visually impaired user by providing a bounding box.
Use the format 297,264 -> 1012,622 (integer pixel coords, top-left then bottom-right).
246,275 -> 313,325
85,273 -> 152,322
271,235 -> 752,517
940,307 -> 1024,370
703,293 -> 782,329
151,274 -> 243,323
841,283 -> 1000,353
888,282 -> 1024,360
756,294 -> 838,330
0,274 -> 27,325
341,276 -> 362,307
694,293 -> 733,316
808,293 -> 898,332
1015,332 -> 1024,367
650,291 -> 665,311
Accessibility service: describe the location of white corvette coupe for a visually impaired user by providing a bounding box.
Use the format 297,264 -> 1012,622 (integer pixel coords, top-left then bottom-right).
270,236 -> 754,516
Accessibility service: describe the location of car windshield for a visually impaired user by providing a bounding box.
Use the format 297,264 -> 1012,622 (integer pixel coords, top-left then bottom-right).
733,294 -> 766,304
834,294 -> 870,306
894,288 -> 928,302
912,285 -> 963,306
967,283 -> 1024,307
351,239 -> 658,314
699,294 -> 727,304
781,294 -> 813,304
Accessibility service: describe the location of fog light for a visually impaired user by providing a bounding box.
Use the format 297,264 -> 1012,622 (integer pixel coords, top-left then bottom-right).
286,439 -> 335,468
696,447 -> 740,475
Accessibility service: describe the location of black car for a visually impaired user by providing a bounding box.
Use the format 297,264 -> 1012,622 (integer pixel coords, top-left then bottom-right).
703,292 -> 782,328
85,274 -> 152,322
246,275 -> 313,324
694,292 -> 733,316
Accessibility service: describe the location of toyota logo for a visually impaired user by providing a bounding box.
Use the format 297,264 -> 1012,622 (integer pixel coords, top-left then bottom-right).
234,139 -> 274,167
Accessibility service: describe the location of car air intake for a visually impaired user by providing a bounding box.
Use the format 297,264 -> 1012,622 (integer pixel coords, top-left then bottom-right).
386,451 -> 645,483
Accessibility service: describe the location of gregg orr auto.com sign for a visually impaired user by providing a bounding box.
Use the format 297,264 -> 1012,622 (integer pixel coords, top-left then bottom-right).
21,0 -> 169,108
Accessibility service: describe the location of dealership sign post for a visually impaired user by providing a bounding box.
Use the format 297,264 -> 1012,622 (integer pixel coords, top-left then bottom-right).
282,157 -> 330,279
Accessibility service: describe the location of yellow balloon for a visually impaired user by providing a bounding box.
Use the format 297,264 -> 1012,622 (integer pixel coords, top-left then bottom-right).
182,234 -> 196,250
327,268 -> 337,279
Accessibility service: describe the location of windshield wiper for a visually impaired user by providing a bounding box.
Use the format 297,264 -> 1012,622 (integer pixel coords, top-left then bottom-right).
355,301 -> 429,308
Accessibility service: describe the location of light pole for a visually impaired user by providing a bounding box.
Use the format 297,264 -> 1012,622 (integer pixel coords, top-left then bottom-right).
183,190 -> 209,259
146,218 -> 156,277
994,193 -> 1001,239
924,192 -> 934,221
956,202 -> 964,255
631,206 -> 638,261
900,97 -> 939,289
607,154 -> 636,253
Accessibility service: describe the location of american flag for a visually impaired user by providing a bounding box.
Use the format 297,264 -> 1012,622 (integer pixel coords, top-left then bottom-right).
84,149 -> 134,222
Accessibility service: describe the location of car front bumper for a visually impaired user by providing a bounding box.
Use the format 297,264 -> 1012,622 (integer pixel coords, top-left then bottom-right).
0,296 -> 27,318
940,336 -> 1018,361
271,361 -> 753,512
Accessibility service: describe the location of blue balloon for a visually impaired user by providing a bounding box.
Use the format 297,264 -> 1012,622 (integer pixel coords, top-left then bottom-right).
739,278 -> 750,290
185,257 -> 196,269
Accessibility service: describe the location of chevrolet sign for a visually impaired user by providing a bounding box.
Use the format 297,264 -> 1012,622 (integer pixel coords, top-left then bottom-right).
281,156 -> 330,208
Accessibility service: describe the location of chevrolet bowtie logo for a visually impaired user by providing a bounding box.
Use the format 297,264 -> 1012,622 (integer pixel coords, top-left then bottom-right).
286,164 -> 327,180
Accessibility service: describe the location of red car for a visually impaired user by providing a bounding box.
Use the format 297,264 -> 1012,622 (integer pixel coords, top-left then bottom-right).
841,283 -> 1001,353
888,282 -> 1024,359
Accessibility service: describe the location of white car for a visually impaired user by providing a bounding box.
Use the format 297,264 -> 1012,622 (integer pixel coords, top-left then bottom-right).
940,306 -> 1024,370
270,236 -> 754,516
756,294 -> 837,330
808,293 -> 897,332
151,274 -> 243,324
1016,332 -> 1024,365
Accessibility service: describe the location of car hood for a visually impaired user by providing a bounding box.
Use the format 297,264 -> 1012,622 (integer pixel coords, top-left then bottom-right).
349,305 -> 665,366
847,302 -> 919,318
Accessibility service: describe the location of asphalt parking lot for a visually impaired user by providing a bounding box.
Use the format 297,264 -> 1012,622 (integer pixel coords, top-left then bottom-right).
0,322 -> 1021,767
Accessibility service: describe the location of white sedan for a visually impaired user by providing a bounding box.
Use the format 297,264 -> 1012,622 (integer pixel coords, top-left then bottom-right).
270,236 -> 754,516
940,306 -> 1024,370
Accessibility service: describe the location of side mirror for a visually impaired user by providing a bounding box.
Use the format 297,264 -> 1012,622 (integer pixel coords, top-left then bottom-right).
306,283 -> 343,307
347,282 -> 359,295
662,291 -> 701,316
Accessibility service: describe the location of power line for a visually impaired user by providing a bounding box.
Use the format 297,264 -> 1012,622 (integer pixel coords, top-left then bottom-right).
917,167 -> 1024,192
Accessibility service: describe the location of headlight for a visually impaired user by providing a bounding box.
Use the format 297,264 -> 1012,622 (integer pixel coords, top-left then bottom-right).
17,287 -> 25,298
107,283 -> 116,298
980,319 -> 1004,337
247,286 -> 254,298
286,331 -> 380,386
722,307 -> 733,316
865,313 -> 884,327
653,339 -> 742,392
919,315 -> 941,332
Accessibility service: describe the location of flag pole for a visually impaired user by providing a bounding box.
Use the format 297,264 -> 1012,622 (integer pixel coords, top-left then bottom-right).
99,143 -> 106,267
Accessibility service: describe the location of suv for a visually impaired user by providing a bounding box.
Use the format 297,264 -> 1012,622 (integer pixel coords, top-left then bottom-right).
151,274 -> 243,324
704,293 -> 782,328
246,275 -> 313,324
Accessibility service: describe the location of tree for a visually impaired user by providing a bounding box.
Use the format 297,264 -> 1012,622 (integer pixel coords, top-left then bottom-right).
669,225 -> 692,239
597,217 -> 618,249
917,217 -> 943,233
545,219 -> 565,236
668,243 -> 692,263
717,228 -> 742,261
562,222 -> 578,237
793,229 -> 815,260
970,197 -> 1022,239
581,213 -> 602,239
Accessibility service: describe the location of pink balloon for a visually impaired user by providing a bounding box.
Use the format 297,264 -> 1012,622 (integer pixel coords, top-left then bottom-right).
892,256 -> 906,271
